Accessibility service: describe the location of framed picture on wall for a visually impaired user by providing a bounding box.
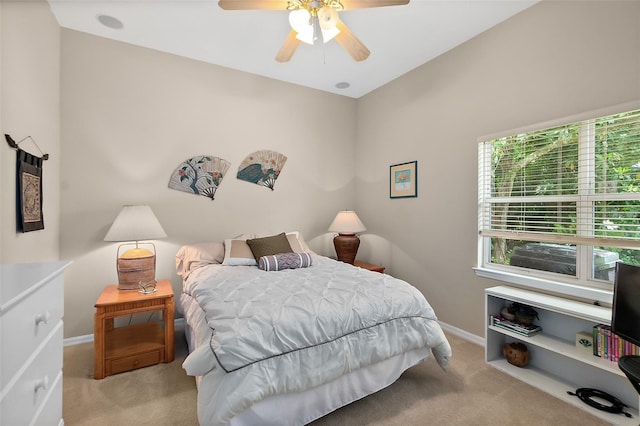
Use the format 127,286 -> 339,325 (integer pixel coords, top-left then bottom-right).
389,161 -> 417,199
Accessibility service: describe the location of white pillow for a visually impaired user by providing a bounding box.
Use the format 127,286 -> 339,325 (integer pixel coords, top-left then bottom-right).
222,239 -> 258,266
176,242 -> 225,279
286,231 -> 314,254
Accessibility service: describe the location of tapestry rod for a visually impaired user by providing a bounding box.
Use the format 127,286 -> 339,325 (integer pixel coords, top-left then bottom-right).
4,134 -> 49,160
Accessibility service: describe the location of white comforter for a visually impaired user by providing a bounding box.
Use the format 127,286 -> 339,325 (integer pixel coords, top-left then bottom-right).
181,255 -> 451,425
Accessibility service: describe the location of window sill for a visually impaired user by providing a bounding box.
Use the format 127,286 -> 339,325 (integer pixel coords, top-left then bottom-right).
473,266 -> 613,306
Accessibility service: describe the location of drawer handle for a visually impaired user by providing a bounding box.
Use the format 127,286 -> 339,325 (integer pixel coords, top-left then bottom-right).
35,311 -> 51,326
34,376 -> 49,393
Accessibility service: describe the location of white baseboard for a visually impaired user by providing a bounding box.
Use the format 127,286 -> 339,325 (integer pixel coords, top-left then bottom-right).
63,317 -> 186,347
438,320 -> 485,347
63,333 -> 93,346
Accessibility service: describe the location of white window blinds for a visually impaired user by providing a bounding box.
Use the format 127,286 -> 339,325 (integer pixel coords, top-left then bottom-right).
479,109 -> 640,249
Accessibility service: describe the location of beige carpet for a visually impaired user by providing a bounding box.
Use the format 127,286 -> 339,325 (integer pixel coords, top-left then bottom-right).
63,328 -> 612,426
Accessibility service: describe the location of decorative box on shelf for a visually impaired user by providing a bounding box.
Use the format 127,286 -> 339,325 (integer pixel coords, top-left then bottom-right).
575,331 -> 594,353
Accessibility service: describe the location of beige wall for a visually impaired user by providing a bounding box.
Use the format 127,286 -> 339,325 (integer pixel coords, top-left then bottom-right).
60,30 -> 357,337
3,1 -> 639,340
356,0 -> 640,336
0,2 -> 61,264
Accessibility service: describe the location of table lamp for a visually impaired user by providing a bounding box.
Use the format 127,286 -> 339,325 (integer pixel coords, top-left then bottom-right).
328,210 -> 366,264
104,205 -> 167,290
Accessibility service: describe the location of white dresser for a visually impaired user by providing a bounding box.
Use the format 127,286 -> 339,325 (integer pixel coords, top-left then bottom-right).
0,261 -> 71,426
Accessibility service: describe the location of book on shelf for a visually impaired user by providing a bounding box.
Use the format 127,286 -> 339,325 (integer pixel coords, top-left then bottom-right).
491,315 -> 542,336
592,324 -> 640,362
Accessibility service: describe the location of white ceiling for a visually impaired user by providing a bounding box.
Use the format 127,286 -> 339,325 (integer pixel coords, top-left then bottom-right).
48,0 -> 538,98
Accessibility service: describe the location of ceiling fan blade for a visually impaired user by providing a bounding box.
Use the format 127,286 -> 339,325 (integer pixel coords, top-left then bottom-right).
341,0 -> 409,10
334,19 -> 370,61
275,30 -> 301,62
218,0 -> 289,10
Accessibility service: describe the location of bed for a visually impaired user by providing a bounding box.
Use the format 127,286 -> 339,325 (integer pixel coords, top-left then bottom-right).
176,232 -> 452,426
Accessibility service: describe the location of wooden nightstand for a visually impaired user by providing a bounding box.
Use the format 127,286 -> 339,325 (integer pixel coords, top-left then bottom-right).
354,260 -> 385,274
94,279 -> 174,379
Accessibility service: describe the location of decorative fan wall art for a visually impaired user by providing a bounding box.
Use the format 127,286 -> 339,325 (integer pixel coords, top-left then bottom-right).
168,155 -> 231,200
237,150 -> 287,191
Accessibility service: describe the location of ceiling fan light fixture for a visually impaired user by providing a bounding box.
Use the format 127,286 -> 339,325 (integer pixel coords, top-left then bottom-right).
289,9 -> 314,44
321,26 -> 340,43
290,10 -> 339,44
318,6 -> 338,30
289,8 -> 311,31
318,6 -> 339,42
220,0 -> 407,63
296,28 -> 315,44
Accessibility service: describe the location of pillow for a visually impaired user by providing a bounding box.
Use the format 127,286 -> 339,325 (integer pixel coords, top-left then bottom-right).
176,242 -> 225,279
252,231 -> 313,254
232,233 -> 256,240
287,231 -> 314,254
258,252 -> 313,271
222,239 -> 258,266
246,232 -> 293,261
286,232 -> 306,253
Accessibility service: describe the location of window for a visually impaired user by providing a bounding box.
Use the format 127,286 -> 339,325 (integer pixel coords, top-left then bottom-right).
477,108 -> 640,299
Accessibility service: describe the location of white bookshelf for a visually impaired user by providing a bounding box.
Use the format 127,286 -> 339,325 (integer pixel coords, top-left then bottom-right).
485,285 -> 639,425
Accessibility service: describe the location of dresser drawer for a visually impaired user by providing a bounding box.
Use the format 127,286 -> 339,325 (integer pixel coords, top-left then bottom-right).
0,273 -> 64,389
107,350 -> 162,376
0,322 -> 63,426
32,370 -> 63,426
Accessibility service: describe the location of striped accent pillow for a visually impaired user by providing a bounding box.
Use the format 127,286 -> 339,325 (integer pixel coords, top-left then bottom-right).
258,252 -> 313,271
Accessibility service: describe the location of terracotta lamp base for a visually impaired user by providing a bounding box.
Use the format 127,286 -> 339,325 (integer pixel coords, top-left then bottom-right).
333,233 -> 360,264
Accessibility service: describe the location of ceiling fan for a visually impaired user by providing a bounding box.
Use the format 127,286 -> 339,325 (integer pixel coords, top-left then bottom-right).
218,0 -> 410,62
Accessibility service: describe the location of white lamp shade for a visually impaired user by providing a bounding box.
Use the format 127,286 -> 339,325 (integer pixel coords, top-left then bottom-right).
328,210 -> 366,234
104,205 -> 167,242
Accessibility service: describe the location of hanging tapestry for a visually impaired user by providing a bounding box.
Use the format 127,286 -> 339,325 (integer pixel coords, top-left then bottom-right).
236,150 -> 287,191
168,155 -> 231,200
17,148 -> 44,232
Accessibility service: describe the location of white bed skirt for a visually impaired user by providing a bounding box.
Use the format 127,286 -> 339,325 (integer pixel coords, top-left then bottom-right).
183,321 -> 429,425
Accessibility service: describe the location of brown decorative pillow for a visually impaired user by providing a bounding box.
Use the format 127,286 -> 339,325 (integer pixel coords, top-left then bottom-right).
246,232 -> 293,262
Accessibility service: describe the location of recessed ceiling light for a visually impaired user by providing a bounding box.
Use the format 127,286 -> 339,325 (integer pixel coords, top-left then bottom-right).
97,14 -> 123,30
335,82 -> 350,89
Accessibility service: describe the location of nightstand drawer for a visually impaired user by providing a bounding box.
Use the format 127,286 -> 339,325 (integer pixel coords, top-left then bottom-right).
107,350 -> 162,375
1,323 -> 63,426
